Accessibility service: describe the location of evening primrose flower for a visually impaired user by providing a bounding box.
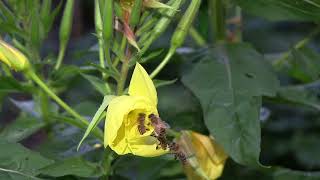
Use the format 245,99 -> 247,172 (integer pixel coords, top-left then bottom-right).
0,40 -> 29,71
104,63 -> 168,157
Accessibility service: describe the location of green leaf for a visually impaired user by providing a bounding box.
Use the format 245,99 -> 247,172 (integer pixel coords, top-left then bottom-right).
77,95 -> 115,150
278,83 -> 320,110
0,140 -> 53,177
0,76 -> 31,94
291,133 -> 320,167
153,79 -> 177,88
182,43 -> 279,166
0,116 -> 45,142
158,83 -> 206,132
287,47 -> 320,83
38,157 -> 104,178
81,73 -> 111,95
273,168 -> 320,180
234,0 -> 320,21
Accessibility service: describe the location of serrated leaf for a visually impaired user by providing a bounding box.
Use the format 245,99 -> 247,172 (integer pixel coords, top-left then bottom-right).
182,43 -> 279,167
38,157 -> 104,178
77,95 -> 115,150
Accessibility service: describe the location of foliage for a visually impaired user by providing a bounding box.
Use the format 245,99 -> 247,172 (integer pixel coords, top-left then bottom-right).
0,0 -> 320,179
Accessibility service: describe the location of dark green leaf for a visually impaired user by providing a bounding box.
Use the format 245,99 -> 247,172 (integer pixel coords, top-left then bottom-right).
81,73 -> 111,95
278,82 -> 320,110
273,168 -> 320,180
287,47 -> 320,82
158,84 -> 206,132
182,43 -> 279,166
38,157 -> 104,178
78,95 -> 114,150
234,0 -> 320,21
0,116 -> 45,142
0,140 -> 53,177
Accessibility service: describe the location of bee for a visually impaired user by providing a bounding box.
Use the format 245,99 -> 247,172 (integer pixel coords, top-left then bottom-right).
148,114 -> 170,136
137,113 -> 148,135
169,142 -> 187,164
157,130 -> 168,150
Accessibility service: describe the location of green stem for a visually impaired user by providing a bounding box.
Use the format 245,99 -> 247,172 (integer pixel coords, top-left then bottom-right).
150,47 -> 176,79
39,90 -> 50,123
117,57 -> 129,95
54,45 -> 66,70
209,0 -> 226,43
25,70 -> 104,140
189,26 -> 206,46
113,35 -> 127,68
272,26 -> 320,69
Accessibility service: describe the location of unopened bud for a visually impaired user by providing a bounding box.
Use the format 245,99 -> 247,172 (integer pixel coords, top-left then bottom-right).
144,0 -> 177,10
0,40 -> 30,71
178,131 -> 228,180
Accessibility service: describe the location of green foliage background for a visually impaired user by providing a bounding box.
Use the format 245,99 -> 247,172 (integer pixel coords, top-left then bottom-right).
1,0 -> 320,179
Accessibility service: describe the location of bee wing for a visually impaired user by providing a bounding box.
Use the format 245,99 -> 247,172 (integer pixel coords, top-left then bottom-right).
159,121 -> 170,129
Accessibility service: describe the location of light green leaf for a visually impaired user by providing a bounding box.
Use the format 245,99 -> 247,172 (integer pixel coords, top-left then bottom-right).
77,95 -> 115,150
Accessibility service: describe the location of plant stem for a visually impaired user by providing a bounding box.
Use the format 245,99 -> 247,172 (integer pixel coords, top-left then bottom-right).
150,47 -> 175,79
25,70 -> 104,140
117,57 -> 129,95
189,26 -> 206,46
113,36 -> 127,68
209,0 -> 226,43
54,45 -> 66,70
272,26 -> 320,69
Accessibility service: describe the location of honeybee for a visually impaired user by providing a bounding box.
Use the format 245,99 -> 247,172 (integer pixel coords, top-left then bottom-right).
148,114 -> 170,136
137,113 -> 148,135
156,129 -> 168,150
169,142 -> 187,164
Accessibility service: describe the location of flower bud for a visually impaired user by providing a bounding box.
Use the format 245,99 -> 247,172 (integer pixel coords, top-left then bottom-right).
178,131 -> 228,180
143,0 -> 177,10
0,40 -> 30,71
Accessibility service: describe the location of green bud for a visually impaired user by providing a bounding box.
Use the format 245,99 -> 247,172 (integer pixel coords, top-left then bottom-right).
0,40 -> 30,71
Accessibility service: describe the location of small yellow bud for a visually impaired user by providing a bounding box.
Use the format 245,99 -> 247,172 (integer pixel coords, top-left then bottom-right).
0,40 -> 30,71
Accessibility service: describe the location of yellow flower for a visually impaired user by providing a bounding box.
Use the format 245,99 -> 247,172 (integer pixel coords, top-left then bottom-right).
104,63 -> 167,157
0,40 -> 29,71
180,131 -> 228,180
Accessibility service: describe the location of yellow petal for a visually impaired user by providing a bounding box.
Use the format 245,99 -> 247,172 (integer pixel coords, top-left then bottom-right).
129,136 -> 168,157
105,95 -> 157,153
181,131 -> 228,180
0,40 -> 29,71
128,63 -> 157,106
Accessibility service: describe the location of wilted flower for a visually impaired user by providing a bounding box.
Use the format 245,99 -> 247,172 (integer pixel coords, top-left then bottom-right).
0,40 -> 29,71
104,63 -> 168,157
179,131 -> 228,180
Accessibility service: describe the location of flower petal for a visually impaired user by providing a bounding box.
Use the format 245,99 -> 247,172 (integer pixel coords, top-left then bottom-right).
128,63 -> 157,106
104,95 -> 157,151
129,136 -> 168,157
